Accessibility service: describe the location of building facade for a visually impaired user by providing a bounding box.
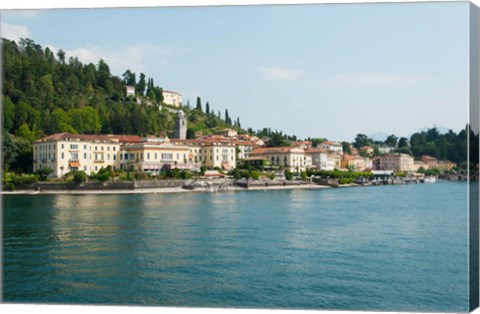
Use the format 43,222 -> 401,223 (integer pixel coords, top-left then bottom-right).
249,147 -> 307,173
33,133 -> 123,177
162,90 -> 182,107
373,153 -> 414,172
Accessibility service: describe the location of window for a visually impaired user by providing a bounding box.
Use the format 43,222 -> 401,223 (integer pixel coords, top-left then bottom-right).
61,152 -> 64,159
114,155 -> 116,161
161,153 -> 173,160
84,153 -> 87,159
107,146 -> 110,151
61,144 -> 64,149
84,145 -> 87,150
155,153 -> 157,159
147,153 -> 150,160
113,147 -> 116,151
70,152 -> 78,160
107,154 -> 110,160
101,146 -> 104,151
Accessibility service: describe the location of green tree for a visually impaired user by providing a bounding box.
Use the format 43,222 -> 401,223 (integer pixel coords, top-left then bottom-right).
122,69 -> 136,86
398,137 -> 409,148
196,97 -> 202,112
137,73 -> 146,95
354,134 -> 372,149
267,131 -> 289,147
35,168 -> 54,181
341,141 -> 351,154
16,123 -> 36,142
384,134 -> 398,148
51,108 -> 76,133
3,96 -> 15,132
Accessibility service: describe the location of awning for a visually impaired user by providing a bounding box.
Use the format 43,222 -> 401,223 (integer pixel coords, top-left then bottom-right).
222,162 -> 232,170
69,161 -> 81,167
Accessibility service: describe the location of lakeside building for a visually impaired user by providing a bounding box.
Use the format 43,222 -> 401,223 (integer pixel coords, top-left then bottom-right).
198,140 -> 237,170
249,147 -> 307,173
232,140 -> 256,160
340,154 -> 369,172
33,133 -> 142,177
412,160 -> 429,172
318,141 -> 343,155
373,153 -> 414,172
162,90 -> 182,107
119,137 -> 199,172
305,148 -> 331,170
421,155 -> 438,168
437,160 -> 457,170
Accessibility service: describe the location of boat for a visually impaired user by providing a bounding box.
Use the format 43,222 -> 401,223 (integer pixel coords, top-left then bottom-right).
423,176 -> 436,183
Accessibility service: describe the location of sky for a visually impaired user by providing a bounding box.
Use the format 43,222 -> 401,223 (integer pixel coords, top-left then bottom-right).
0,1 -> 471,141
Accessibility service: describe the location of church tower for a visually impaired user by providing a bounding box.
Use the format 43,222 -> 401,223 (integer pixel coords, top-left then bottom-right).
174,110 -> 187,140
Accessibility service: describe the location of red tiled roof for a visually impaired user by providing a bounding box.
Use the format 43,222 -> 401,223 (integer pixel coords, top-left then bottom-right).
35,133 -> 142,143
250,146 -> 301,155
305,148 -> 328,154
321,141 -> 342,146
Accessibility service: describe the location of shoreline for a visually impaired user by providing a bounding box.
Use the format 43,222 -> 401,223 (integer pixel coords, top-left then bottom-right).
1,183 -> 333,195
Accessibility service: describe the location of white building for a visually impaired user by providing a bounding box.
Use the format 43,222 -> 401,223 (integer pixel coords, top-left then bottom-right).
163,90 -> 182,107
318,141 -> 343,154
249,147 -> 307,173
33,133 -> 128,177
305,148 -> 330,170
125,86 -> 135,97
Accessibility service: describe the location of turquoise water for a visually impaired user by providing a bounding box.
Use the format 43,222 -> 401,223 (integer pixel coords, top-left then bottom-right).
2,182 -> 469,311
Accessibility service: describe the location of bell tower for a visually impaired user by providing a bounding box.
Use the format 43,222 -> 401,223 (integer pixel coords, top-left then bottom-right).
174,110 -> 187,140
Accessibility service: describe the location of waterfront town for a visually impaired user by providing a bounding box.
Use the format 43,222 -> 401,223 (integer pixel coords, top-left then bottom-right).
30,88 -> 457,186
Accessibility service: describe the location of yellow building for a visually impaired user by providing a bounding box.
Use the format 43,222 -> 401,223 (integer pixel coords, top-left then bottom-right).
162,90 -> 182,107
119,137 -> 198,172
374,153 -> 414,172
33,133 -> 129,177
250,146 -> 307,173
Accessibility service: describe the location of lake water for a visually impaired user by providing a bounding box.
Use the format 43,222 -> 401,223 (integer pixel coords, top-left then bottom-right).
2,182 -> 470,311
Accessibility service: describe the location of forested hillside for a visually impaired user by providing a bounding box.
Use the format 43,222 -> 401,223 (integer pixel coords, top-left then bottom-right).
2,38 -> 245,172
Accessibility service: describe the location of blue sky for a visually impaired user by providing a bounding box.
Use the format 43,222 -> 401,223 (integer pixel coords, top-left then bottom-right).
1,2 -> 470,141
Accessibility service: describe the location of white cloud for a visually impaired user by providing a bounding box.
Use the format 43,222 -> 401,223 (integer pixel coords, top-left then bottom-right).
1,22 -> 31,42
47,43 -> 170,75
260,66 -> 303,81
318,72 -> 435,87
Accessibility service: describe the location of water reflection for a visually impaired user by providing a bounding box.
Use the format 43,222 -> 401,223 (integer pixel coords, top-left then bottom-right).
2,183 -> 470,311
